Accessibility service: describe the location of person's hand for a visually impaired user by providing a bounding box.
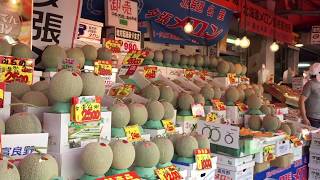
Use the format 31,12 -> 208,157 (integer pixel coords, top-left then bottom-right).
302,117 -> 311,126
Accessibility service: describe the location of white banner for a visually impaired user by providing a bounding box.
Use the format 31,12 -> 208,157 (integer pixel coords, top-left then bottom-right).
78,18 -> 103,44
115,28 -> 141,52
311,26 -> 320,45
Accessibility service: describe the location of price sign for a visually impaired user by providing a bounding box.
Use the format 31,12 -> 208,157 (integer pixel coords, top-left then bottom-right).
124,125 -> 142,142
194,148 -> 212,170
211,99 -> 226,111
192,103 -> 205,118
144,66 -> 157,79
184,69 -> 195,79
122,50 -> 148,65
235,102 -> 248,112
57,58 -> 80,74
155,165 -> 182,180
94,60 -> 112,76
118,64 -> 139,76
198,70 -> 207,80
206,112 -> 218,122
161,119 -> 176,134
98,171 -> 141,180
105,39 -> 123,53
108,84 -> 135,98
263,145 -> 276,162
115,28 -> 141,52
227,73 -> 236,84
71,96 -> 101,123
0,82 -> 5,108
0,55 -> 34,85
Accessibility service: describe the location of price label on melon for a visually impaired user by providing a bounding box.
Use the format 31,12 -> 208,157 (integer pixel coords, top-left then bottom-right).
155,165 -> 182,180
57,58 -> 80,74
191,103 -> 205,118
0,82 -> 4,108
94,60 -> 112,76
227,73 -> 237,84
122,50 -> 148,65
235,102 -> 248,112
124,125 -> 142,142
198,70 -> 207,80
98,171 -> 141,180
161,119 -> 176,134
263,144 -> 276,162
211,99 -> 226,111
194,148 -> 212,170
108,84 -> 135,98
144,66 -> 157,79
105,39 -> 123,53
0,55 -> 34,85
184,69 -> 195,79
206,112 -> 218,122
70,96 -> 101,123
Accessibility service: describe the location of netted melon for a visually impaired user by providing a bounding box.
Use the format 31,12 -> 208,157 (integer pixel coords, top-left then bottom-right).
0,118 -> 4,134
188,55 -> 195,66
31,81 -> 49,92
204,56 -> 210,67
12,43 -> 32,58
161,101 -> 174,119
193,93 -> 205,105
6,81 -> 31,98
247,95 -> 262,110
154,50 -> 163,62
162,49 -> 173,64
237,88 -> 245,102
141,84 -> 160,101
180,55 -> 188,66
228,62 -> 236,73
81,142 -> 113,176
217,61 -> 230,75
241,65 -> 247,75
235,64 -> 242,76
159,85 -> 174,102
168,133 -> 182,151
81,45 -> 97,62
49,70 -> 83,102
146,100 -> 164,121
66,48 -> 85,68
171,90 -> 179,108
144,49 -> 154,61
0,39 -> 12,56
178,93 -> 194,110
152,137 -> 174,164
287,122 -> 297,136
128,103 -> 148,125
262,115 -> 280,132
260,105 -> 271,115
6,112 -> 41,134
110,103 -> 130,128
213,87 -> 222,99
134,141 -> 160,168
209,56 -> 218,69
21,91 -> 48,106
280,123 -> 292,135
81,73 -> 105,97
195,54 -> 204,67
193,134 -> 210,149
0,159 -> 19,180
97,47 -> 112,60
175,135 -> 198,158
225,87 -> 239,105
200,85 -> 214,100
248,115 -> 262,131
244,88 -> 255,99
110,140 -> 135,170
41,45 -> 66,68
19,153 -> 58,180
172,51 -> 181,65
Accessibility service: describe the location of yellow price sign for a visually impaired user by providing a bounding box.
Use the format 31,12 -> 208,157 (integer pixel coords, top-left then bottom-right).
263,145 -> 276,162
122,50 -> 148,65
0,82 -> 4,108
184,69 -> 195,79
206,112 -> 218,122
71,96 -> 101,123
235,102 -> 248,112
124,125 -> 142,142
155,165 -> 182,180
94,60 -> 112,76
194,148 -> 212,170
227,73 -> 236,84
144,66 -> 157,79
105,39 -> 123,53
211,99 -> 226,111
161,119 -> 176,134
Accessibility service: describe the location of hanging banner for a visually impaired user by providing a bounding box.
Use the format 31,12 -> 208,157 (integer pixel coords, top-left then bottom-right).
240,0 -> 293,44
311,26 -> 320,45
209,0 -> 240,11
138,0 -> 234,46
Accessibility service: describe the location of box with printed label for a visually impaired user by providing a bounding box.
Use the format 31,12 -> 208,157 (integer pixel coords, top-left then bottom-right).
144,126 -> 182,138
215,161 -> 255,180
291,144 -> 302,161
309,147 -> 320,167
275,139 -> 291,157
204,107 -> 226,124
176,116 -> 198,134
112,134 -> 150,142
213,153 -> 253,166
226,106 -> 243,125
309,163 -> 320,180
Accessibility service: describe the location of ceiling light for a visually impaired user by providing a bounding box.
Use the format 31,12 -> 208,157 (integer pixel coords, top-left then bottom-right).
298,63 -> 310,68
240,36 -> 250,48
184,22 -> 193,34
270,42 -> 279,52
295,43 -> 304,48
234,38 -> 241,46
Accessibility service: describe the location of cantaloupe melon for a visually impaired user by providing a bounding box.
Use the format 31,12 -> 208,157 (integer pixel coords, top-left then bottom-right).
134,141 -> 160,168
193,134 -> 210,149
159,85 -> 174,102
31,81 -> 49,92
141,84 -> 160,101
180,55 -> 188,66
110,103 -> 130,128
200,85 -> 214,100
6,81 -> 31,98
280,123 -> 292,135
161,101 -> 174,119
97,47 -> 112,60
241,65 -> 247,75
287,122 -> 297,136
175,135 -> 198,158
81,142 -> 113,176
204,56 -> 210,67
0,118 -> 4,134
162,49 -> 172,64
235,64 -> 242,76
154,50 -> 163,62
237,88 -> 245,102
171,91 -> 179,108
146,101 -> 164,121
248,115 -> 262,131
0,159 -> 20,180
81,45 -> 97,62
188,55 -> 195,66
41,45 -> 66,68
178,93 -> 194,110
172,51 -> 181,65
21,91 -> 48,106
262,114 -> 280,132
247,94 -> 262,110
11,43 -> 32,58
244,88 -> 255,99
66,48 -> 85,68
213,87 -> 222,99
168,133 -> 182,151
217,61 -> 230,75
260,105 -> 271,115
49,70 -> 83,102
19,153 -> 58,180
5,112 -> 41,134
228,62 -> 236,73
195,54 -> 204,67
0,39 -> 12,56
193,93 -> 205,105
209,56 -> 218,69
110,140 -> 135,170
80,72 -> 105,97
128,103 -> 148,126
144,49 -> 154,61
152,137 -> 174,164
225,87 -> 239,105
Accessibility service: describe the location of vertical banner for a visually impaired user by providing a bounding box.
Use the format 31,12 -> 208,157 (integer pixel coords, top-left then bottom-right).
311,26 -> 320,45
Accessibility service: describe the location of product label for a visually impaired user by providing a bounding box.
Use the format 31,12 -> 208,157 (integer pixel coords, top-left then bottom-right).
124,125 -> 142,142
122,50 -> 147,65
105,39 -> 123,53
94,60 -> 112,76
192,103 -> 205,118
161,119 -> 176,134
235,102 -> 248,112
263,144 -> 276,162
184,69 -> 195,79
98,171 -> 141,180
108,84 -> 135,98
155,165 -> 182,180
57,58 -> 80,74
206,112 -> 218,122
71,96 -> 101,123
0,82 -> 4,108
227,73 -> 237,84
194,148 -> 212,170
211,99 -> 226,110
144,66 -> 157,79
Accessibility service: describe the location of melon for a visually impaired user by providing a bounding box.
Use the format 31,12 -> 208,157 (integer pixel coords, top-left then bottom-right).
6,81 -> 31,98
66,48 -> 85,68
162,49 -> 172,64
228,62 -> 236,73
260,105 -> 271,115
235,64 -> 242,76
31,81 -> 49,92
0,118 -> 4,134
141,84 -> 160,101
262,114 -> 280,132
180,55 -> 188,66
81,45 -> 97,62
204,56 -> 210,67
178,93 -> 194,110
0,159 -> 19,180
171,90 -> 179,108
217,61 -> 230,75
241,65 -> 247,75
188,55 -> 195,66
19,153 -> 58,180
110,103 -> 130,128
200,85 -> 214,100
269,106 -> 276,115
152,137 -> 174,164
5,112 -> 41,134
172,51 -> 181,65
247,94 -> 262,110
193,93 -> 205,105
110,140 -> 135,170
244,88 -> 255,99
168,133 -> 182,150
144,49 -> 154,61
49,70 -> 83,102
248,115 -> 262,131
280,123 -> 292,135
159,85 -> 174,102
195,54 -> 204,67
175,135 -> 198,158
11,43 -> 32,58
225,87 -> 239,105
21,91 -> 48,106
237,88 -> 245,102
81,142 -> 113,176
154,50 -> 163,62
209,56 -> 218,68
80,73 -> 105,97
146,101 -> 164,121
213,87 -> 222,99
128,103 -> 148,126
287,122 -> 297,136
161,101 -> 174,119
0,39 -> 12,55
193,134 -> 210,149
97,47 -> 112,60
41,45 -> 66,68
134,141 -> 160,167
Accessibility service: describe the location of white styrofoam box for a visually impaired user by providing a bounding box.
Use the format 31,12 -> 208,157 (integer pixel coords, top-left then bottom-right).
291,144 -> 302,161
244,114 -> 265,128
275,139 -> 291,157
187,167 -> 216,180
212,77 -> 230,89
3,91 -> 11,107
176,116 -> 198,134
144,126 -> 182,138
166,67 -> 184,80
43,112 -> 111,153
215,161 -> 255,180
309,147 -> 320,167
42,71 -> 57,80
50,148 -> 84,180
311,131 -> 320,148
1,133 -> 49,165
254,152 -> 264,163
179,169 -> 188,179
213,153 -> 253,166
0,105 -> 10,121
33,70 -> 43,84
13,106 -> 50,122
226,106 -> 243,125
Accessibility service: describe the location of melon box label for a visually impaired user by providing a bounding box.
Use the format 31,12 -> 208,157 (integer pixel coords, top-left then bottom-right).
98,171 -> 141,180
161,119 -> 176,134
70,96 -> 101,123
94,60 -> 112,76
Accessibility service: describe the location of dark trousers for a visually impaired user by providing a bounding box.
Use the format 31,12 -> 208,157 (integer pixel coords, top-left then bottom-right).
309,117 -> 320,128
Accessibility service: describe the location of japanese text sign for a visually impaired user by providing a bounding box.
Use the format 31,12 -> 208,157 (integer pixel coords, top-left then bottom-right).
108,84 -> 135,98
122,50 -> 147,65
78,18 -> 103,44
0,9 -> 21,39
144,66 -> 157,79
124,124 -> 142,142
192,103 -> 205,118
98,171 -> 141,180
206,112 -> 218,122
115,28 -> 141,52
105,39 -> 123,53
0,55 -> 34,85
161,119 -> 176,134
184,69 -> 195,79
0,82 -> 4,108
71,96 -> 102,123
194,148 -> 212,170
57,58 -> 80,74
311,26 -> 320,45
211,99 -> 226,111
263,145 -> 276,162
155,165 -> 182,180
94,60 -> 113,76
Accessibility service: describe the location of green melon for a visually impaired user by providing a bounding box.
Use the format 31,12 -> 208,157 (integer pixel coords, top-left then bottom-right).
162,49 -> 173,64
193,134 -> 210,149
269,106 -> 276,115
0,159 -> 19,180
195,54 -> 204,67
237,88 -> 245,102
168,133 -> 182,151
11,43 -> 32,58
178,93 -> 194,110
280,123 -> 292,135
41,45 -> 66,68
97,47 -> 112,60
154,50 -> 163,62
217,61 -> 230,75
81,142 -> 113,176
81,45 -> 97,62
6,81 -> 31,98
235,64 -> 242,76
188,55 -> 195,66
172,51 -> 181,65
110,140 -> 135,169
161,101 -> 174,119
0,39 -> 12,56
204,56 -> 210,67
209,56 -> 218,68
241,65 -> 247,75
31,81 -> 49,92
225,87 -> 239,105
228,62 -> 236,73
128,103 -> 148,126
110,103 -> 130,128
159,85 -> 174,102
49,70 -> 83,102
146,101 -> 164,121
66,48 -> 85,68
247,94 -> 262,109
152,137 -> 174,164
6,112 -> 41,134
81,73 -> 105,97
287,123 -> 297,136
260,105 -> 271,115
200,86 -> 214,100
175,135 -> 198,158
248,115 -> 262,131
193,93 -> 205,105
144,49 -> 154,61
262,114 -> 280,132
134,141 -> 160,167
21,91 -> 49,106
141,84 -> 160,101
244,88 -> 255,99
171,91 -> 179,108
0,118 -> 4,134
180,55 -> 188,66
213,87 -> 222,99
19,153 -> 58,180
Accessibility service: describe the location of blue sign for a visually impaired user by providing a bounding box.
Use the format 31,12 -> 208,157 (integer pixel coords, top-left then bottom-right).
81,0 -> 105,23
138,0 -> 234,46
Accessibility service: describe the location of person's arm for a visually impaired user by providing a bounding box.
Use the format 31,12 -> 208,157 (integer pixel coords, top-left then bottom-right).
299,95 -> 310,126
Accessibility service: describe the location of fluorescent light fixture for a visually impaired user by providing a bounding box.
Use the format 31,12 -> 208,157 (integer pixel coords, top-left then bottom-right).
295,43 -> 304,48
226,38 -> 235,44
298,63 -> 311,68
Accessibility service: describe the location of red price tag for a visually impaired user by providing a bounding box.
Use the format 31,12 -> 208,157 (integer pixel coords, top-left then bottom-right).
227,73 -> 236,84
194,148 -> 212,170
123,50 -> 148,65
184,69 -> 195,79
211,99 -> 226,111
97,171 -> 141,180
123,42 -> 138,52
94,60 -> 112,76
198,70 -> 207,80
0,82 -> 5,108
144,66 -> 157,79
70,96 -> 101,123
155,165 -> 182,180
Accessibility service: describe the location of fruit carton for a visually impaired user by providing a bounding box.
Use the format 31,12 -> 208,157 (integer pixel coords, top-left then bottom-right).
144,126 -> 182,138
226,106 -> 243,125
213,153 -> 253,166
309,163 -> 320,180
176,116 -> 198,134
275,139 -> 291,157
215,161 -> 255,180
32,70 -> 43,84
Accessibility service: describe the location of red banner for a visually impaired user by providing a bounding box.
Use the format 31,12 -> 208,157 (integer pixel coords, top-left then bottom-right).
210,0 -> 240,12
240,0 -> 293,44
97,171 -> 141,180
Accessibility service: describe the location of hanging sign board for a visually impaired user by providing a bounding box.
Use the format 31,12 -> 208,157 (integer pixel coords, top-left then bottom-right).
311,26 -> 320,45
115,28 -> 141,52
78,18 -> 103,44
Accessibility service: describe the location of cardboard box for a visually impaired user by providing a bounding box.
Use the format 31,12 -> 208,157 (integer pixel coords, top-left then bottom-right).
275,139 -> 291,157
144,126 -> 182,138
176,116 -> 198,134
43,112 -> 111,153
213,153 -> 253,166
309,163 -> 320,180
244,114 -> 265,128
13,106 -> 50,122
226,106 -> 243,125
291,144 -> 302,161
215,161 -> 255,180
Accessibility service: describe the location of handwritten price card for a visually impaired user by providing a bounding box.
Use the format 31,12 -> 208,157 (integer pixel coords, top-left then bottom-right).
108,84 -> 135,98
161,119 -> 176,134
122,50 -> 148,65
98,171 -> 141,180
144,66 -> 157,79
71,96 -> 101,123
57,58 -> 80,74
227,73 -> 237,84
184,69 -> 195,79
0,55 -> 34,85
105,39 -> 123,53
0,82 -> 4,108
194,148 -> 212,170
94,60 -> 112,76
155,165 -> 182,180
235,102 -> 248,112
124,125 -> 142,142
211,99 -> 226,111
192,103 -> 205,118
206,112 -> 218,122
263,145 -> 276,162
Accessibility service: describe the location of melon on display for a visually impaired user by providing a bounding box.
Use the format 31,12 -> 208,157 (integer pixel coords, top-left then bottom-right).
225,87 -> 239,105
144,49 -> 154,61
0,39 -> 12,56
248,115 -> 262,131
110,140 -> 135,170
152,137 -> 174,164
31,81 -> 49,92
128,103 -> 148,126
172,51 -> 181,65
237,87 -> 245,102
161,101 -> 174,119
242,65 -> 247,75
228,62 -> 236,73
244,88 -> 255,99
209,56 -> 218,68
193,93 -> 205,105
235,64 -> 242,76
180,55 -> 188,66
159,85 -> 174,102
154,50 -> 163,62
200,85 -> 214,100
247,94 -> 262,110
21,91 -> 49,107
80,73 -> 105,97
110,103 -> 130,128
12,43 -> 32,58
41,45 -> 66,68
134,141 -> 160,168
0,159 -> 20,180
141,84 -> 160,101
217,61 -> 230,75
82,45 -> 97,62
162,49 -> 173,64
97,47 -> 112,60
262,114 -> 280,132
195,54 -> 204,67
175,135 -> 198,158
178,93 -> 194,110
193,134 -> 210,149
5,112 -> 42,134
6,81 -> 31,98
66,48 -> 85,68
146,101 -> 164,121
213,87 -> 222,99
168,133 -> 182,151
260,105 -> 271,115
280,123 -> 292,135
188,55 -> 195,66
